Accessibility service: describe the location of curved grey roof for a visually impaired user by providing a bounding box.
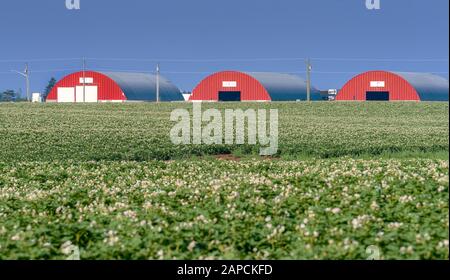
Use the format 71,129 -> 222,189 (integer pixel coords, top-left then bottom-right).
394,72 -> 449,101
246,72 -> 322,101
100,72 -> 183,102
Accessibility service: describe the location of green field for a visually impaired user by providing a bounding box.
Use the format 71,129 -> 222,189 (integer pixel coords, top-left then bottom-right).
0,102 -> 448,260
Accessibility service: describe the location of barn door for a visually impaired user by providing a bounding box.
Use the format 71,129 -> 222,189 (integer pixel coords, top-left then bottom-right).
219,91 -> 241,101
57,87 -> 75,103
76,86 -> 84,102
366,91 -> 390,101
76,86 -> 98,103
84,86 -> 98,103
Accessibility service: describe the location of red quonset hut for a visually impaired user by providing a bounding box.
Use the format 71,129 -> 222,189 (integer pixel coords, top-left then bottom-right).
46,71 -> 183,102
336,71 -> 449,101
189,71 -> 321,102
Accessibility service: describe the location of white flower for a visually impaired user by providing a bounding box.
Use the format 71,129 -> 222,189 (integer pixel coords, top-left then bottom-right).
331,208 -> 341,214
399,195 -> 414,204
104,230 -> 119,246
123,210 -> 137,220
11,234 -> 21,241
188,241 -> 196,252
370,201 -> 380,211
352,215 -> 370,229
61,241 -> 74,255
157,250 -> 164,260
388,222 -> 403,229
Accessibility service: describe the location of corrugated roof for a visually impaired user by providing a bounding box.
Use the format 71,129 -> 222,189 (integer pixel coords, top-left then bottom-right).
100,72 -> 183,101
246,72 -> 322,101
394,72 -> 449,101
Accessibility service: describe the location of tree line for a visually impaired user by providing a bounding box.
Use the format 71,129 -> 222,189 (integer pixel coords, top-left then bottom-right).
1,77 -> 56,102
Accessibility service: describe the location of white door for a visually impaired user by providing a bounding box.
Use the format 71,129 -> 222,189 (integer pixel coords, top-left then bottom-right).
57,87 -> 75,103
76,86 -> 84,103
75,86 -> 98,103
84,86 -> 98,103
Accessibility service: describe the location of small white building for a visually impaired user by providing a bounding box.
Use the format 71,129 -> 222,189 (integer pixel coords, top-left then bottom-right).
32,93 -> 43,103
328,89 -> 338,101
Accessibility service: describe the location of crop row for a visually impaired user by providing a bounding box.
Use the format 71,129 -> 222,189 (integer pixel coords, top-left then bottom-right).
0,102 -> 448,161
0,159 -> 448,259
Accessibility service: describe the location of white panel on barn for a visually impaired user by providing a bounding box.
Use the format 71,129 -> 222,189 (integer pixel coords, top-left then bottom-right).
57,87 -> 75,103
75,86 -> 98,103
76,86 -> 84,102
84,86 -> 98,103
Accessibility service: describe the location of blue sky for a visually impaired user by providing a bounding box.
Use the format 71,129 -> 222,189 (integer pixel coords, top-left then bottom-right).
0,0 -> 448,95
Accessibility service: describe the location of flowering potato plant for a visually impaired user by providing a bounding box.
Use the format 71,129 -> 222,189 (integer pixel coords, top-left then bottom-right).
0,159 -> 447,260
0,102 -> 448,259
0,102 -> 447,161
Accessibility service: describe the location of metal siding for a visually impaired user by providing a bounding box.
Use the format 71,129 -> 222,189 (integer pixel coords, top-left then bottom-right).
336,71 -> 420,101
48,71 -> 183,102
100,72 -> 183,102
190,71 -> 271,101
47,71 -> 126,102
395,72 -> 449,101
247,72 -> 322,101
190,71 -> 319,101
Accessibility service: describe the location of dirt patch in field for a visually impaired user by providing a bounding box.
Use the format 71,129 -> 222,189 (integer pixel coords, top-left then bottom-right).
215,154 -> 242,161
260,156 -> 281,161
214,154 -> 280,162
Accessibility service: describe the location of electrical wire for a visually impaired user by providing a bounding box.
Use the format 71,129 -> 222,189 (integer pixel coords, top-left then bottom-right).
1,57 -> 448,63
0,58 -> 83,63
88,57 -> 450,63
311,58 -> 449,62
30,68 -> 83,73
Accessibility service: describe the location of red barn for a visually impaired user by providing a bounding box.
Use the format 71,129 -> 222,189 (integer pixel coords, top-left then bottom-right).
46,71 -> 183,102
189,71 -> 321,102
336,71 -> 449,101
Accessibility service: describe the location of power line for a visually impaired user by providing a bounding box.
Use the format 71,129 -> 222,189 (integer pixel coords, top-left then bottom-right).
86,57 -> 308,62
90,69 -> 304,74
0,68 -> 84,75
0,57 -> 448,64
160,71 -> 217,74
0,58 -> 82,63
88,68 -> 154,73
1,70 -> 446,76
87,57 -> 450,63
0,69 -> 448,75
311,57 -> 449,62
30,68 -> 82,73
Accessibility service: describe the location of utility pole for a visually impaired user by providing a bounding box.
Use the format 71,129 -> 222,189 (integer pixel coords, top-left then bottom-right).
306,58 -> 312,102
156,63 -> 160,103
82,57 -> 86,102
11,63 -> 30,102
25,63 -> 30,102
